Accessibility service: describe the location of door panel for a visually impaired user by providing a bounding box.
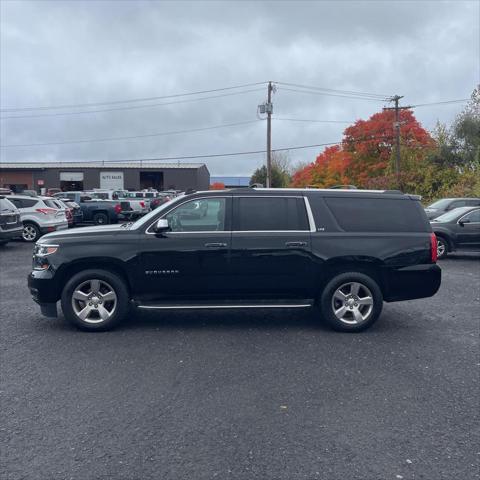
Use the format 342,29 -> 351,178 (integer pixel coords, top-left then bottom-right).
230,196 -> 314,299
457,210 -> 480,248
136,196 -> 233,301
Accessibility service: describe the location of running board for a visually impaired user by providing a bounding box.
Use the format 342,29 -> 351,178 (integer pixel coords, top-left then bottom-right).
135,299 -> 314,310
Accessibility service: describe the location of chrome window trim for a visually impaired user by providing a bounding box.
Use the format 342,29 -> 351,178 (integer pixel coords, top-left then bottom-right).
457,208 -> 480,225
145,194 -> 315,235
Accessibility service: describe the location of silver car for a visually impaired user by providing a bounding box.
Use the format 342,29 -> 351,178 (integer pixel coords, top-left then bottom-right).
8,195 -> 68,242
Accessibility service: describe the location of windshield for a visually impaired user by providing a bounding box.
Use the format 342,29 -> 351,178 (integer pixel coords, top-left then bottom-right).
427,199 -> 452,209
130,196 -> 179,229
432,206 -> 471,222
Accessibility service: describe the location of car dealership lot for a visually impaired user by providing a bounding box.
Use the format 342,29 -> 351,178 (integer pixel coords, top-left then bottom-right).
1,242 -> 479,480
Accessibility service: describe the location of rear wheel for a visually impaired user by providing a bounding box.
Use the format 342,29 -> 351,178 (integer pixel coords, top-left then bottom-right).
22,222 -> 40,242
320,272 -> 383,332
93,212 -> 109,225
61,269 -> 129,331
436,235 -> 448,259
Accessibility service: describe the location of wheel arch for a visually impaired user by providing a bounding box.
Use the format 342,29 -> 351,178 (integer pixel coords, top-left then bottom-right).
57,258 -> 133,296
318,256 -> 386,297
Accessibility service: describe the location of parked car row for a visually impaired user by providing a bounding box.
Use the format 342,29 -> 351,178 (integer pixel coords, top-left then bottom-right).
0,189 -> 180,244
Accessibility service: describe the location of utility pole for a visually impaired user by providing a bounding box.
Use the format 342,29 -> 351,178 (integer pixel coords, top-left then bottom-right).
266,81 -> 273,188
384,95 -> 413,190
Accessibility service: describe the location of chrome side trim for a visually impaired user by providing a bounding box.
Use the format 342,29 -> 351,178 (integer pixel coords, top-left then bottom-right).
304,197 -> 316,233
137,304 -> 312,310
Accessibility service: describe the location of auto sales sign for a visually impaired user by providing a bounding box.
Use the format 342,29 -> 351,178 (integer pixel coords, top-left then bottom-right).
100,171 -> 124,190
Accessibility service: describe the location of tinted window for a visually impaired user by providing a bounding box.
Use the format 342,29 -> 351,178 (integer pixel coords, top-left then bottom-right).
466,199 -> 480,206
462,210 -> 480,223
233,197 -> 308,231
44,199 -> 61,209
165,198 -> 226,232
450,200 -> 466,209
10,198 -> 38,209
324,197 -> 428,232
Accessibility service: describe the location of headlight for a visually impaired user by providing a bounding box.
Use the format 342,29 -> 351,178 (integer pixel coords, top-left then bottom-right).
35,244 -> 59,257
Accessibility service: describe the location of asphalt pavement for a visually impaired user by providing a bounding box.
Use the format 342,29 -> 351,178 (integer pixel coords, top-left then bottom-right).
1,241 -> 479,480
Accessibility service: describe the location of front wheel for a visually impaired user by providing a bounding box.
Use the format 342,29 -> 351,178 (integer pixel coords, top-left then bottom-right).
436,236 -> 448,259
320,272 -> 383,332
61,269 -> 129,331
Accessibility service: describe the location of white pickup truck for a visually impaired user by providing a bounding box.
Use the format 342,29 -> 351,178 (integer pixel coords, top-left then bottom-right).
88,190 -> 150,218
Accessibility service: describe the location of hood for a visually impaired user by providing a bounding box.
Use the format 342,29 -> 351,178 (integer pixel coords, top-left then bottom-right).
39,224 -> 127,242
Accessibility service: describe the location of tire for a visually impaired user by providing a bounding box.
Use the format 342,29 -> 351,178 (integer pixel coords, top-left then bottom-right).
61,269 -> 129,331
22,222 -> 40,242
436,235 -> 448,259
93,212 -> 109,225
320,271 -> 383,332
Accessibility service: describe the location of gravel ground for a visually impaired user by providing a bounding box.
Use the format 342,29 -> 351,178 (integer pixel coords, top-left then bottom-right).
1,241 -> 479,480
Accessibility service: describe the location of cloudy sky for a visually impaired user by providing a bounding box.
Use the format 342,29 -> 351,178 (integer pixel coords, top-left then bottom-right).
1,0 -> 478,175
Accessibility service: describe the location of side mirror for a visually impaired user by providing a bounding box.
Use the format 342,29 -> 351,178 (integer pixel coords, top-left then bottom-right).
459,218 -> 470,226
153,218 -> 170,233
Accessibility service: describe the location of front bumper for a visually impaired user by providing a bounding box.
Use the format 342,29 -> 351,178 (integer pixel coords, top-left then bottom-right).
383,263 -> 441,302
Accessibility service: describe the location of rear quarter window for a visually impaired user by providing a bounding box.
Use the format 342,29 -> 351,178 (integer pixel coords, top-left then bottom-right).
324,197 -> 429,232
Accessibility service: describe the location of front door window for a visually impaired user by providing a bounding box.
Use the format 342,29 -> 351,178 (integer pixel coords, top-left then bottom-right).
165,198 -> 226,232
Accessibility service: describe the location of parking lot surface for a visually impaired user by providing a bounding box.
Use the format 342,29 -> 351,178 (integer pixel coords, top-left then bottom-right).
1,242 -> 479,480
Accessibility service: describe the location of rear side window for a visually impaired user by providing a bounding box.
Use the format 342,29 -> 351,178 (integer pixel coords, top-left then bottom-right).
324,197 -> 428,232
44,199 -> 61,208
233,197 -> 308,231
10,198 -> 38,209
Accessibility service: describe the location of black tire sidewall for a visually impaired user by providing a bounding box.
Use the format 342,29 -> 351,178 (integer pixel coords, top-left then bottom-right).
93,213 -> 109,225
22,222 -> 40,242
61,269 -> 129,331
320,272 -> 383,332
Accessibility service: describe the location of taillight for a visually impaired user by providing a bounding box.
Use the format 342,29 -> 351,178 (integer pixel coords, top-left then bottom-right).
36,208 -> 57,215
430,232 -> 437,263
114,204 -> 122,214
140,201 -> 145,208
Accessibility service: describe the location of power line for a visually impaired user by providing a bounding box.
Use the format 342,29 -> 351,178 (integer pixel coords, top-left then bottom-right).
0,81 -> 267,112
0,88 -> 266,120
1,120 -> 263,148
14,135 -> 391,164
410,98 -> 470,108
279,87 -> 389,102
275,81 -> 390,99
275,117 -> 353,124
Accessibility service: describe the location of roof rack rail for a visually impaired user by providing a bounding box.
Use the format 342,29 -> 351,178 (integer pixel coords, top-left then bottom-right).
383,190 -> 403,194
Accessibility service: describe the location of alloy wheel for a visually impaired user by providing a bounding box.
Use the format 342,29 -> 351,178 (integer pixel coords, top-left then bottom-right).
437,239 -> 446,258
331,282 -> 374,325
22,225 -> 38,242
71,279 -> 117,324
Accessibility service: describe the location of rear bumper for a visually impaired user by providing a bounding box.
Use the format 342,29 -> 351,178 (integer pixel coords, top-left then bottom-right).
383,264 -> 441,302
39,222 -> 68,234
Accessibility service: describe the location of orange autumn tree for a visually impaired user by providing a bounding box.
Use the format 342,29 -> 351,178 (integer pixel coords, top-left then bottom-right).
291,145 -> 351,187
343,109 -> 434,187
291,109 -> 434,188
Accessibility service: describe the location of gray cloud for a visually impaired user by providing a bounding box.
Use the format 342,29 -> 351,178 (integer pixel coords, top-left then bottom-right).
1,0 -> 478,175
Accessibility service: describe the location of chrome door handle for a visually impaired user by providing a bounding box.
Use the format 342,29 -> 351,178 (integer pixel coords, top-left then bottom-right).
285,241 -> 307,247
204,242 -> 227,248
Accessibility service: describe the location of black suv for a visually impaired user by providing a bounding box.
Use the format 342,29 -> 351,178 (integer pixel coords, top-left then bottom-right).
28,189 -> 441,332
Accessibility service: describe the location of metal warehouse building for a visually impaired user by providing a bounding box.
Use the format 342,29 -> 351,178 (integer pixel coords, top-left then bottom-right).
0,162 -> 210,193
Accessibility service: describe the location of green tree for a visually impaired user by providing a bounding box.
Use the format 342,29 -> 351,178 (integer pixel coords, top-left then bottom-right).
250,153 -> 292,187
